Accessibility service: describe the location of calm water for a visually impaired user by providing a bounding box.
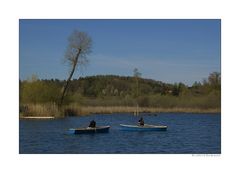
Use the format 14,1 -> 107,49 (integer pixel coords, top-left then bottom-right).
19,113 -> 221,154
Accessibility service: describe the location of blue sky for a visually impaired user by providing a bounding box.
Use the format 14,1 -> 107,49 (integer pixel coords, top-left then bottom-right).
19,19 -> 220,86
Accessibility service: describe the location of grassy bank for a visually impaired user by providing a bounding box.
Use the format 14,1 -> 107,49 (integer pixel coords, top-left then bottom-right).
20,104 -> 220,118
19,103 -> 62,118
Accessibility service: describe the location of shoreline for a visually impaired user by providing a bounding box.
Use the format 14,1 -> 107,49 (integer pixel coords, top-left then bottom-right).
77,106 -> 220,114
21,116 -> 55,119
20,105 -> 220,118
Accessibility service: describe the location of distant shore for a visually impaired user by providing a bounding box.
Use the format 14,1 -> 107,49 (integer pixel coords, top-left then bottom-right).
21,116 -> 55,119
20,104 -> 220,118
69,106 -> 220,114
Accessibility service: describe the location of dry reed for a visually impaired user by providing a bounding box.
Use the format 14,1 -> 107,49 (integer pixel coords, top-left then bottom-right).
20,103 -> 220,118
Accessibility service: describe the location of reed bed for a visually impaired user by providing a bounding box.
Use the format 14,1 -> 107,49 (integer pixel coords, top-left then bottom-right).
20,103 -> 63,118
20,103 -> 220,118
66,106 -> 220,115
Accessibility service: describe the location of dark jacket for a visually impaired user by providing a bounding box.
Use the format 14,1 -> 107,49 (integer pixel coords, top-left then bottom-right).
138,118 -> 144,126
89,120 -> 96,128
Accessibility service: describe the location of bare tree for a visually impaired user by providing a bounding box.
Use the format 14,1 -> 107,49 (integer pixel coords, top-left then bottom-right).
59,30 -> 92,107
133,68 -> 141,115
208,72 -> 221,86
133,68 -> 141,97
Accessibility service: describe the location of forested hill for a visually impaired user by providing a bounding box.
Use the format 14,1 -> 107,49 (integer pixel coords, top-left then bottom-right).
68,75 -> 175,97
20,72 -> 221,109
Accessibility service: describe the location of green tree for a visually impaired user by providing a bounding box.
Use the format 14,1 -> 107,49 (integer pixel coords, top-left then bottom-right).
21,80 -> 61,104
172,83 -> 180,96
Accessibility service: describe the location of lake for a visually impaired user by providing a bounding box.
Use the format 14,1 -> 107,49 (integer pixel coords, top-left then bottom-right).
19,113 -> 221,154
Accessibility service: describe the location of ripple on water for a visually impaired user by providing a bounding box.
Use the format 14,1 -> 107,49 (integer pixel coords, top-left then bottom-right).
20,113 -> 221,154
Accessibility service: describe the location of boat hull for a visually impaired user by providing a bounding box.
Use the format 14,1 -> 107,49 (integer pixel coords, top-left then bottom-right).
120,124 -> 167,131
69,126 -> 110,134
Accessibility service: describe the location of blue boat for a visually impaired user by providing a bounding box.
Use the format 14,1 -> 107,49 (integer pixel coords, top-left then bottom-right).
69,126 -> 110,134
120,124 -> 167,131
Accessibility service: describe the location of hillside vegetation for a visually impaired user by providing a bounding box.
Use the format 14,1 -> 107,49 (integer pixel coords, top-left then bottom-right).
19,72 -> 221,117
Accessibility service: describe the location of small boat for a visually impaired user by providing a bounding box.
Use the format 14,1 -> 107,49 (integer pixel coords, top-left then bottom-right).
69,126 -> 110,134
120,124 -> 167,131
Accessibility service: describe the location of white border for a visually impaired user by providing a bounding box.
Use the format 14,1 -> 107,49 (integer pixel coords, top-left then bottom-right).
1,0 -> 240,173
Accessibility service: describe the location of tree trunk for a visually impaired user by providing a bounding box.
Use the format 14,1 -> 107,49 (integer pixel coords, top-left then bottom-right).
136,76 -> 139,116
59,49 -> 81,107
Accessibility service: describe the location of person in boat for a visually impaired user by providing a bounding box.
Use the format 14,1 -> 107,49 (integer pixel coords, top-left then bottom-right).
138,117 -> 144,126
88,120 -> 96,128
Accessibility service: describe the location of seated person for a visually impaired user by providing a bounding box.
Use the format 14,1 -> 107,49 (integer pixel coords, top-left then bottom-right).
138,117 -> 144,126
88,120 -> 96,128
